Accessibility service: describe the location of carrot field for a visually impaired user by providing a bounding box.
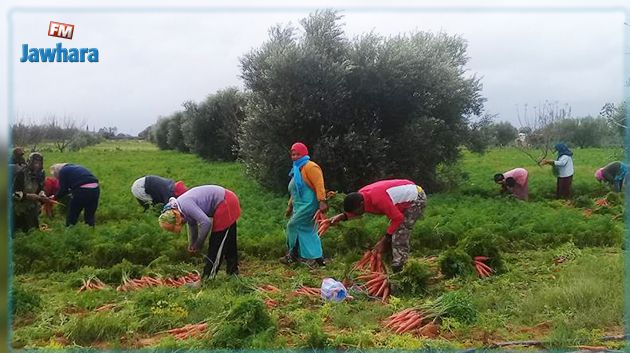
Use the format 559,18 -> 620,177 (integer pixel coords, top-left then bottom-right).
10,141 -> 624,350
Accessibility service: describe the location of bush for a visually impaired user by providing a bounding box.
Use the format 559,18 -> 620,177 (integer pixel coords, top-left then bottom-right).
439,248 -> 474,279
238,10 -> 484,192
181,88 -> 246,161
151,118 -> 171,150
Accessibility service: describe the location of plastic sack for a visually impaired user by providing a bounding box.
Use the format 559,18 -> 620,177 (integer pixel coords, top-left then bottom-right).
320,278 -> 347,302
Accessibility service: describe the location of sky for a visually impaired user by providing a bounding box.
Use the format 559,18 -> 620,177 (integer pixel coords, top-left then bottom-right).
2,1 -> 629,136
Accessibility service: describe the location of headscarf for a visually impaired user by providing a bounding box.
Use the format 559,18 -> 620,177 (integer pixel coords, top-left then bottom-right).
289,143 -> 310,197
594,168 -> 604,181
159,197 -> 184,232
49,163 -> 68,178
554,143 -> 573,159
291,142 -> 309,157
158,209 -> 184,233
174,181 -> 188,197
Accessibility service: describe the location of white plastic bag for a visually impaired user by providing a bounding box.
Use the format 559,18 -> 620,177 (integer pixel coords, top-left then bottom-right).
320,278 -> 347,302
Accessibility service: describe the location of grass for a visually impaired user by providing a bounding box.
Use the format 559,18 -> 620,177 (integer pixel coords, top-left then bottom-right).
10,141 -> 625,349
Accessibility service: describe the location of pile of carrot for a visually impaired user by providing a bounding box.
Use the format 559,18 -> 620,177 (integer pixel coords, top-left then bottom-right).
257,284 -> 281,293
383,308 -> 425,334
357,271 -> 390,302
473,256 -> 493,278
116,272 -> 200,292
77,278 -> 107,293
293,286 -> 321,297
313,210 -> 330,237
166,323 -> 208,340
354,250 -> 386,273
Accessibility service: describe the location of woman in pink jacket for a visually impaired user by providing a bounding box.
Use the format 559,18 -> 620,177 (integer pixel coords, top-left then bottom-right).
494,168 -> 529,201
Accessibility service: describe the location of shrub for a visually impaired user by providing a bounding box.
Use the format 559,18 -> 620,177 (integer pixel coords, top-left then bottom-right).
181,88 -> 246,161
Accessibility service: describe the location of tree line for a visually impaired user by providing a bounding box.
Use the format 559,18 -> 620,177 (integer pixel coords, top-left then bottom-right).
142,10 -> 623,192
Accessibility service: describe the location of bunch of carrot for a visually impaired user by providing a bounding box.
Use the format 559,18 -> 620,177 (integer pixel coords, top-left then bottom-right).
313,210 -> 330,237
354,250 -> 386,273
264,298 -> 279,309
473,256 -> 493,278
293,286 -> 321,297
257,284 -> 281,293
166,323 -> 208,340
383,308 -> 425,334
357,271 -> 390,302
595,198 -> 610,207
116,272 -> 200,292
77,277 -> 107,293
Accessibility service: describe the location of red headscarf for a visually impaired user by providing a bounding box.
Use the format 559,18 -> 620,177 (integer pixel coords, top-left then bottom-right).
174,181 -> 188,197
291,142 -> 309,157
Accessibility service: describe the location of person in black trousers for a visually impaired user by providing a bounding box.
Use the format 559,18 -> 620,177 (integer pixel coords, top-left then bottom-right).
50,163 -> 100,226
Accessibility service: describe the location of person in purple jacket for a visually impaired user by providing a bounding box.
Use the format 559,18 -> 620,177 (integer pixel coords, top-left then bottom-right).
158,185 -> 241,280
49,163 -> 100,227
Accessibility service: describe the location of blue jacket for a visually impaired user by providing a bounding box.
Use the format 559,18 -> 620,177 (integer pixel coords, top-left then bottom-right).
55,164 -> 98,199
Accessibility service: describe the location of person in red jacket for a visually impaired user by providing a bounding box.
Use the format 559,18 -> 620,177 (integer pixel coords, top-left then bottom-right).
328,179 -> 427,272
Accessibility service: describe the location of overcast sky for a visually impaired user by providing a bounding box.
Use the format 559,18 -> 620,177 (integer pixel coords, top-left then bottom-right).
6,2 -> 628,135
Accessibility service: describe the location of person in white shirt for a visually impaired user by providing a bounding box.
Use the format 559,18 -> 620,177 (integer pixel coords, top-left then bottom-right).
541,143 -> 574,199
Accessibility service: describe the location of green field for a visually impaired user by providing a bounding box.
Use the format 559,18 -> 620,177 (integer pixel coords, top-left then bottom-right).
11,141 -> 624,350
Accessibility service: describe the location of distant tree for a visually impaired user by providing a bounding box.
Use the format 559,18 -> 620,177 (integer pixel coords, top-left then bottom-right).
180,88 -> 246,160
138,125 -> 152,140
465,113 -> 495,154
492,121 -> 518,146
151,117 -> 171,150
600,101 -> 626,137
516,101 -> 571,165
98,127 -> 118,139
166,112 -> 188,152
46,116 -> 81,153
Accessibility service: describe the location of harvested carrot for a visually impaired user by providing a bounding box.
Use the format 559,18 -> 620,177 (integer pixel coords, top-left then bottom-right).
473,257 -> 494,278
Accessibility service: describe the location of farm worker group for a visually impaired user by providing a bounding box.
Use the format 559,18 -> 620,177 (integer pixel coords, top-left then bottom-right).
8,141 -> 627,284
494,144 -> 576,201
